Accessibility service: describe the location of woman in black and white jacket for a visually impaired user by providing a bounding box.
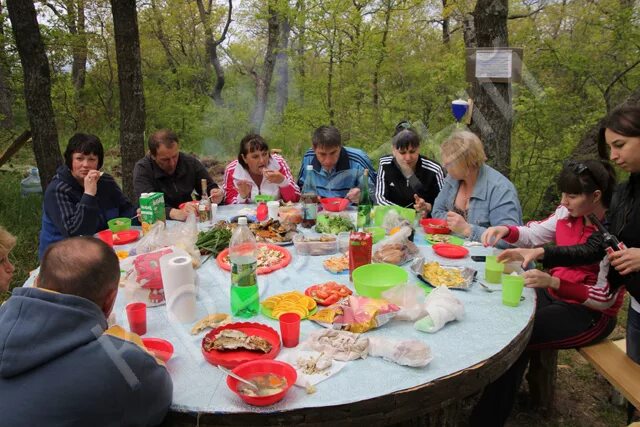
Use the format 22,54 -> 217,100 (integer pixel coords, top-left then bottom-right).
376,122 -> 445,217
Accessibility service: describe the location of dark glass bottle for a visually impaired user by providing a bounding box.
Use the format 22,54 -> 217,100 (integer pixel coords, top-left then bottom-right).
587,213 -> 627,254
301,165 -> 318,228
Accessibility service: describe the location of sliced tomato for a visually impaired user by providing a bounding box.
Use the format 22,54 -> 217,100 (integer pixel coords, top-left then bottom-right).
323,293 -> 340,305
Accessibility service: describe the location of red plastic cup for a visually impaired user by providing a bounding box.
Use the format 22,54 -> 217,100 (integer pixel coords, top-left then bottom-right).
279,312 -> 301,348
97,229 -> 113,246
126,302 -> 147,335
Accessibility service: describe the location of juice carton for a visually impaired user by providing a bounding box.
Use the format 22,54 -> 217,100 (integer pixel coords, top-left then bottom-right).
139,192 -> 166,234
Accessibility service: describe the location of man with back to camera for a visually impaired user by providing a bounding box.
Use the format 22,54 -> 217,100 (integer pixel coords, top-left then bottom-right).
133,129 -> 224,221
0,237 -> 173,426
297,125 -> 377,203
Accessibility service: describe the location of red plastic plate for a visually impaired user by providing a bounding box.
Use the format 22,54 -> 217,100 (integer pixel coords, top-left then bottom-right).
216,244 -> 291,275
432,243 -> 469,259
142,337 -> 174,362
112,230 -> 140,245
201,322 -> 281,369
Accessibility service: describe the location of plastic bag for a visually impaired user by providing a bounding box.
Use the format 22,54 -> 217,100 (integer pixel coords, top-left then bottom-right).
299,329 -> 369,361
381,283 -> 428,321
134,213 -> 201,268
372,226 -> 419,265
368,336 -> 433,367
381,210 -> 403,231
308,295 -> 400,333
414,285 -> 465,333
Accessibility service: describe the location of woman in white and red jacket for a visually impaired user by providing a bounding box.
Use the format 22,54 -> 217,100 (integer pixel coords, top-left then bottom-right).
223,134 -> 300,204
471,159 -> 620,426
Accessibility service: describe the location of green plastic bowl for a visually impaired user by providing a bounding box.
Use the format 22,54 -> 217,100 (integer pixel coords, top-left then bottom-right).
108,217 -> 131,232
373,206 -> 416,226
364,226 -> 386,243
352,263 -> 408,298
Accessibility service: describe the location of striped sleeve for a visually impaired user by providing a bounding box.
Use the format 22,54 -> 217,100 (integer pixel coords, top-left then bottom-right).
375,157 -> 394,206
54,181 -> 99,236
347,149 -> 377,181
223,161 -> 242,205
274,154 -> 301,202
421,158 -> 445,191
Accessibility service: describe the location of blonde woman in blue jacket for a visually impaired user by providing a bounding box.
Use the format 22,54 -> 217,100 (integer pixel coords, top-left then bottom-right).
432,130 -> 523,246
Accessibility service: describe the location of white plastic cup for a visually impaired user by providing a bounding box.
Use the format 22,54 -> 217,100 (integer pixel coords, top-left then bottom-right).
210,203 -> 218,223
267,201 -> 280,220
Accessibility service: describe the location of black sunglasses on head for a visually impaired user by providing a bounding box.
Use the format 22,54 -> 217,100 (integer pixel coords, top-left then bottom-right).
565,160 -> 589,175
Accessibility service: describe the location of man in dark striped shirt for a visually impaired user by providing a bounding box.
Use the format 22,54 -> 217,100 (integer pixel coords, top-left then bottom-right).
297,126 -> 377,203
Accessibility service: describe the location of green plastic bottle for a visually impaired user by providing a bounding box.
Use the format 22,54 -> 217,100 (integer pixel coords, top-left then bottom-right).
357,169 -> 372,229
229,216 -> 259,317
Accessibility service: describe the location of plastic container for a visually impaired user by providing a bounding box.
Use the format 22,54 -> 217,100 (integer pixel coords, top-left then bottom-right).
420,218 -> 450,234
485,256 -> 505,284
352,263 -> 408,298
502,274 -> 525,307
319,197 -> 350,212
142,337 -> 174,362
108,217 -> 132,232
20,167 -> 42,197
293,234 -> 338,256
226,360 -> 297,406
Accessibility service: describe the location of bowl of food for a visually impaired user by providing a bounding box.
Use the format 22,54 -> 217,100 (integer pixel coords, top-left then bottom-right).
319,197 -> 350,212
226,360 -> 297,406
420,218 -> 450,234
141,337 -> 174,362
107,217 -> 131,232
352,263 -> 408,298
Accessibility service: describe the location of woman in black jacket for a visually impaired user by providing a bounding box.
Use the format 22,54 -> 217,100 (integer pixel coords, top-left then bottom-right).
499,104 -> 640,418
375,121 -> 445,217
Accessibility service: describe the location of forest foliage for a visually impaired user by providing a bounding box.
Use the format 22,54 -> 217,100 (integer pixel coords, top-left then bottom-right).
1,0 -> 639,218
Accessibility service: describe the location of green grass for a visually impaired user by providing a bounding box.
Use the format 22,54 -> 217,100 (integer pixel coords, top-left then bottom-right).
0,170 -> 42,301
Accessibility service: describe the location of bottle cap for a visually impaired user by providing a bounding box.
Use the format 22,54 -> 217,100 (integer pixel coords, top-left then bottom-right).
238,216 -> 248,225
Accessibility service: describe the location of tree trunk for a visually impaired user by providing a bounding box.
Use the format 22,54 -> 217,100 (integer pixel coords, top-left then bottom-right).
251,2 -> 280,133
468,0 -> 512,178
6,0 -> 62,188
294,0 -> 305,104
372,0 -> 392,110
0,0 -> 14,130
196,0 -> 232,106
110,0 -> 145,202
441,0 -> 450,44
275,15 -> 290,121
150,0 -> 178,76
70,0 -> 87,99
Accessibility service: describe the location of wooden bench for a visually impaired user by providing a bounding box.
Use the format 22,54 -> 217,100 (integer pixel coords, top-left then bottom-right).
578,339 -> 640,410
528,339 -> 640,415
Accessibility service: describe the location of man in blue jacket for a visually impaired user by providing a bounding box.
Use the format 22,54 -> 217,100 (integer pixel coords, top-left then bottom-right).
0,237 -> 173,426
297,126 -> 377,203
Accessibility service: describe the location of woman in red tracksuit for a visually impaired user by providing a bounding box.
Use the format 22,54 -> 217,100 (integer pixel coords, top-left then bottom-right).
471,159 -> 621,426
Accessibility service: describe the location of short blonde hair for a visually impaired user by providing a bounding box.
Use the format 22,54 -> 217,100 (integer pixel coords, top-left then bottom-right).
0,226 -> 16,258
441,130 -> 487,170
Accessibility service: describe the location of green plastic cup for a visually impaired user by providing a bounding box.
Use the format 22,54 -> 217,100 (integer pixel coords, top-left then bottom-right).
502,274 -> 525,307
364,226 -> 385,244
485,256 -> 504,284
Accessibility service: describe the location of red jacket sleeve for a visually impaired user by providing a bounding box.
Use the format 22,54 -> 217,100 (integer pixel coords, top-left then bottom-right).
223,162 -> 241,205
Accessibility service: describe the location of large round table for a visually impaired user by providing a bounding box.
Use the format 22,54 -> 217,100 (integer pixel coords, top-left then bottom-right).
112,205 -> 535,426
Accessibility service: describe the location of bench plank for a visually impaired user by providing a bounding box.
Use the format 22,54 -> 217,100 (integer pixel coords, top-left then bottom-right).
579,339 -> 640,409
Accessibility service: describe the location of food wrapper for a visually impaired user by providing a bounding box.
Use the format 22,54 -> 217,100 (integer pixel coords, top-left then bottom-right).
299,329 -> 369,361
279,350 -> 349,388
308,295 -> 400,333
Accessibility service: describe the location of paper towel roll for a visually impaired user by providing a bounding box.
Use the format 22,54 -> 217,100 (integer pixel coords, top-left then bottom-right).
160,252 -> 196,323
